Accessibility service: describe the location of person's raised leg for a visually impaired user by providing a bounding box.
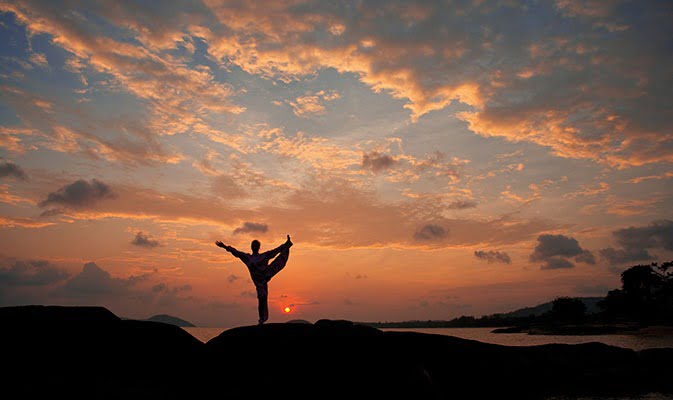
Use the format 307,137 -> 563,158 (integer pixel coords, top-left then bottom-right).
266,245 -> 290,280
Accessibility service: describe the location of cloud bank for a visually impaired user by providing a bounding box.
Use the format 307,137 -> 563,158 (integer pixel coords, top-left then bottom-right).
600,220 -> 673,265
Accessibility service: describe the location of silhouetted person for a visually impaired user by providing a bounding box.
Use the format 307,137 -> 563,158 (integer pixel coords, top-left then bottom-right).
216,235 -> 293,324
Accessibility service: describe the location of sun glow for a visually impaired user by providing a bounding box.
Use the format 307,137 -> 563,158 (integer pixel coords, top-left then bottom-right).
284,307 -> 292,313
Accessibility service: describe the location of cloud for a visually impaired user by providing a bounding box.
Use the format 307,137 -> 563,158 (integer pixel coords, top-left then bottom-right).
0,160 -> 27,180
28,52 -> 47,67
2,0 -> 671,169
0,259 -> 69,286
474,250 -> 511,264
211,175 -> 246,199
0,216 -> 55,228
530,234 -> 596,270
60,262 -> 149,298
23,177 -> 558,249
287,90 -> 341,117
0,1 -> 236,164
600,219 -> 673,265
152,282 -> 192,295
394,151 -> 467,184
152,283 -> 167,293
227,275 -> 241,284
448,200 -> 477,210
414,224 -> 448,242
39,179 -> 116,209
361,151 -> 396,173
233,222 -> 269,235
131,231 -> 160,248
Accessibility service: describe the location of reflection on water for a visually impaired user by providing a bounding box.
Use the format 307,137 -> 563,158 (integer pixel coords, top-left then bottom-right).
183,326 -> 673,351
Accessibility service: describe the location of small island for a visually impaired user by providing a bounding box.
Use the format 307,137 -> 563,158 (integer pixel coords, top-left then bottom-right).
145,314 -> 195,327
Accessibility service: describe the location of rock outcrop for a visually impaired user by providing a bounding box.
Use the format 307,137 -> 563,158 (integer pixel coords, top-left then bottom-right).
2,306 -> 671,399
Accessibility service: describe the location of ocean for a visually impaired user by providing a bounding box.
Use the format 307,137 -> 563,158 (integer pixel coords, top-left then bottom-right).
182,326 -> 673,350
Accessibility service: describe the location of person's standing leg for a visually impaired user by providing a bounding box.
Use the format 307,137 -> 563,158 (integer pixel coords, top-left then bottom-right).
255,282 -> 269,324
258,295 -> 268,324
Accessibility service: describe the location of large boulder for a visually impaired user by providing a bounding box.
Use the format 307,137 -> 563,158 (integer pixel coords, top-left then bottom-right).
1,305 -> 202,399
1,305 -> 671,399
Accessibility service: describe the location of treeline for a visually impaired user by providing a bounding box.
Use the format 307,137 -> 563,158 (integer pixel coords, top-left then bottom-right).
363,261 -> 673,329
600,261 -> 673,323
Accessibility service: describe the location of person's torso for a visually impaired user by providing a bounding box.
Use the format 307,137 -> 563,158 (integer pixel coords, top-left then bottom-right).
246,253 -> 268,283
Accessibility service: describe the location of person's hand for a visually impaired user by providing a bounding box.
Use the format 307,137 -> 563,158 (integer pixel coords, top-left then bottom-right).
215,241 -> 226,248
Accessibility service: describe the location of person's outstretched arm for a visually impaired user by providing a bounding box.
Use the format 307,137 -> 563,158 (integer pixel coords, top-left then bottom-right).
261,235 -> 292,262
215,241 -> 248,261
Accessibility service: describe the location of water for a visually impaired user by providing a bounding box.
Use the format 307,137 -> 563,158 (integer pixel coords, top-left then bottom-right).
382,327 -> 673,351
183,326 -> 673,350
183,327 -> 226,343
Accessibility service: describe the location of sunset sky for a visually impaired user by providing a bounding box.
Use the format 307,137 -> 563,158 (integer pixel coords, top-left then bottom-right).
1,0 -> 672,327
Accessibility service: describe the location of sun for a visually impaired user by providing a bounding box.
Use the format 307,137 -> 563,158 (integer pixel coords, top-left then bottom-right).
283,307 -> 292,313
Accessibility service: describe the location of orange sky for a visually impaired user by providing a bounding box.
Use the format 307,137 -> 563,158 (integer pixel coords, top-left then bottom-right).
1,0 -> 672,326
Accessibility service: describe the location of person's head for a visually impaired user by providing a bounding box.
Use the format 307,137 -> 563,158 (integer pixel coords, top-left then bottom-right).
251,240 -> 260,253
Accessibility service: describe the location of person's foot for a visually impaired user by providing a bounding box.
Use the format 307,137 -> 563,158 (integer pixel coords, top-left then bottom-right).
286,234 -> 293,247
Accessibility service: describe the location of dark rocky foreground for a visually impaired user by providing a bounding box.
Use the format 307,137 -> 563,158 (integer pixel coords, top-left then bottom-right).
2,306 -> 672,399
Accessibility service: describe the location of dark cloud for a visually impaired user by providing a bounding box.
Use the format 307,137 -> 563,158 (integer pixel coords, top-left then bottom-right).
530,234 -> 595,270
414,224 -> 448,241
233,222 -> 268,235
541,257 -> 575,270
0,160 -> 27,180
227,274 -> 241,284
240,290 -> 256,298
600,219 -> 673,265
575,250 -> 597,265
0,259 -> 69,286
60,262 -> 147,297
355,273 -> 368,280
600,247 -> 654,265
362,151 -> 396,173
474,250 -> 511,264
448,200 -> 477,210
152,283 -> 166,293
131,231 -> 160,248
39,179 -> 115,209
152,282 -> 191,294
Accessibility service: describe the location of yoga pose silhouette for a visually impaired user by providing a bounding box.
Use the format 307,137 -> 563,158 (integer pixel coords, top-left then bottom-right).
216,235 -> 293,324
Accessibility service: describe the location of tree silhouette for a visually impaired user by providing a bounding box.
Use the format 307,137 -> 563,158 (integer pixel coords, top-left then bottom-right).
599,261 -> 673,323
549,297 -> 586,323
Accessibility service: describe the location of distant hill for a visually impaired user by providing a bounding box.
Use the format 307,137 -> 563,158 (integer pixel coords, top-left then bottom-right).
362,297 -> 607,328
145,314 -> 195,327
499,297 -> 604,318
285,319 -> 311,324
